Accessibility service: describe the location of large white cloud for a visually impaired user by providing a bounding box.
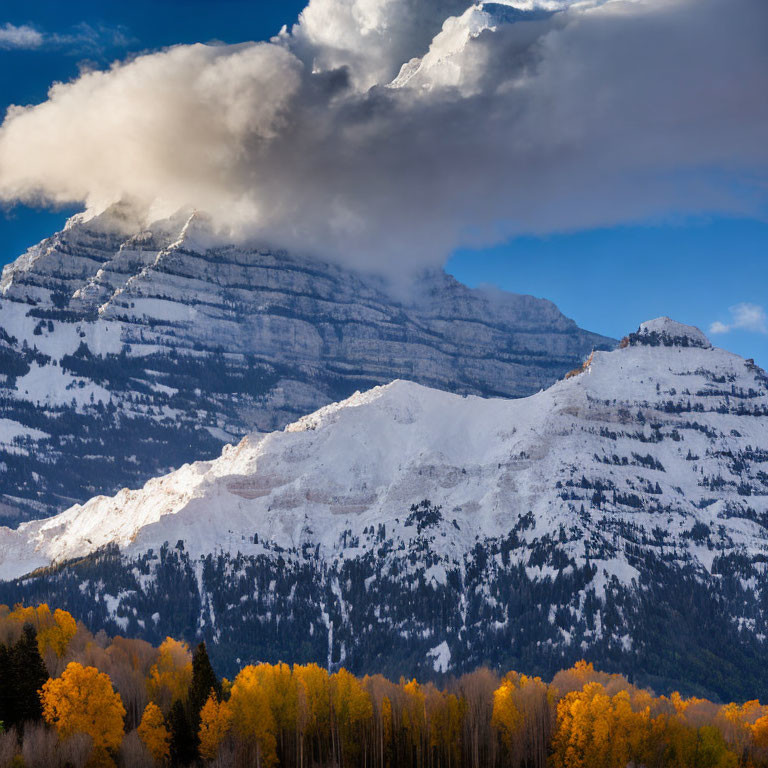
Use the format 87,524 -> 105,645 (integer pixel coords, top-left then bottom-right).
0,0 -> 766,276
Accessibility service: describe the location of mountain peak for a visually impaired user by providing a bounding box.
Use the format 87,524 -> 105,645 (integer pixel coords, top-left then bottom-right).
624,317 -> 711,349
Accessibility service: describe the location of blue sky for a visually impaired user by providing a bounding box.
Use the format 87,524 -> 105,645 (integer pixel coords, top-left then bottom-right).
449,218 -> 768,365
1,0 -> 766,367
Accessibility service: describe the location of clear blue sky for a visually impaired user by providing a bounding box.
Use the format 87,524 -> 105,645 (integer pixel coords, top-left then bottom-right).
1,0 -> 766,367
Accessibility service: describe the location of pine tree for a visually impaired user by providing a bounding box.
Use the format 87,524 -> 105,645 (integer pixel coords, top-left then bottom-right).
12,624 -> 48,725
168,699 -> 196,767
188,641 -> 221,754
190,642 -> 221,714
0,644 -> 12,727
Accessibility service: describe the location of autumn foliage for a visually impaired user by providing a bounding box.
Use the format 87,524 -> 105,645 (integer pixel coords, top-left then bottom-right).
41,662 -> 126,765
198,692 -> 232,760
138,701 -> 171,764
4,603 -> 768,767
147,637 -> 194,713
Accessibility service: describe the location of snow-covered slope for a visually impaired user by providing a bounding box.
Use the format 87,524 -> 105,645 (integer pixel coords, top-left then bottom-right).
2,315 -> 766,575
1,318 -> 767,699
0,205 -> 611,522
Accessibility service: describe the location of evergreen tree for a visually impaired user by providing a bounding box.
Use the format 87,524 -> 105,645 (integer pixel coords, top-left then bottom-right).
189,642 -> 221,752
0,644 -> 11,726
11,624 -> 48,726
190,642 -> 221,711
168,699 -> 196,767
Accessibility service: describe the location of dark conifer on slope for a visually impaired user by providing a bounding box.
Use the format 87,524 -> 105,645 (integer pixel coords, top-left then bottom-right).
10,625 -> 48,727
188,641 -> 221,754
190,642 -> 221,712
0,643 -> 12,727
168,699 -> 196,768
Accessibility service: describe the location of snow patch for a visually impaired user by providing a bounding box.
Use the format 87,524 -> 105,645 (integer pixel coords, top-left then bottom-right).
428,641 -> 451,673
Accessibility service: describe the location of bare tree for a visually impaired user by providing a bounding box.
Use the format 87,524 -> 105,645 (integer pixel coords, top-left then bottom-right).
119,730 -> 154,768
0,728 -> 19,768
212,738 -> 237,768
20,722 -> 58,768
455,668 -> 499,768
59,733 -> 93,768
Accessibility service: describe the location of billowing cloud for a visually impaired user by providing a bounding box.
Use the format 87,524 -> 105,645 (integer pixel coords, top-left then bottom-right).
286,0 -> 469,89
710,304 -> 768,335
0,0 -> 766,276
0,23 -> 43,49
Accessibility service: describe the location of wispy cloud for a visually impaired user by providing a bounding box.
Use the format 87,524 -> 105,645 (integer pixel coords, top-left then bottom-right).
0,23 -> 44,50
0,21 -> 130,54
52,23 -> 133,54
710,303 -> 768,335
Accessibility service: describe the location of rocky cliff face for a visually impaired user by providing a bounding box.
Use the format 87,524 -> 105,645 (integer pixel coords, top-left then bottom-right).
1,319 -> 767,700
0,205 -> 612,522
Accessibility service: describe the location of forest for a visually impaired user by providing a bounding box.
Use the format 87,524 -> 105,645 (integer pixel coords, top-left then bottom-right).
0,604 -> 766,768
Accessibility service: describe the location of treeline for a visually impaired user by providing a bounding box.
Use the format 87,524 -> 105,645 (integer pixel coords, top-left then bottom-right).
1,604 -> 768,767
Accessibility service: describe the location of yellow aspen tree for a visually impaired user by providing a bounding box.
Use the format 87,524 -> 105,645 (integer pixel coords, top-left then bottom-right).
331,668 -> 373,766
553,683 -> 655,768
294,663 -> 332,767
295,674 -> 310,768
517,674 -> 556,768
697,725 -> 740,768
382,695 -> 393,735
9,603 -> 48,630
228,665 -> 278,768
402,678 -> 426,766
382,695 -> 393,755
752,714 -> 768,749
38,609 -> 78,658
293,663 -> 331,740
8,603 -> 77,658
720,702 -> 752,761
137,701 -> 170,764
147,638 -> 193,711
41,662 -> 126,764
550,693 -> 576,768
608,691 -> 638,768
425,685 -> 445,756
257,662 -> 298,750
425,685 -> 462,768
492,680 -> 523,756
719,700 -> 768,765
551,682 -> 608,768
585,685 -> 612,767
199,692 -> 232,761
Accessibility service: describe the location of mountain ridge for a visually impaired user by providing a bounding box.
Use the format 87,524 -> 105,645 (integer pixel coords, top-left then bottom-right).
0,206 -> 612,522
3,315 -> 765,577
1,317 -> 767,700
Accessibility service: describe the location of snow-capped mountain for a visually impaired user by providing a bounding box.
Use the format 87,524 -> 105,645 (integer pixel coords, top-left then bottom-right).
0,205 -> 611,523
1,318 -> 767,700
